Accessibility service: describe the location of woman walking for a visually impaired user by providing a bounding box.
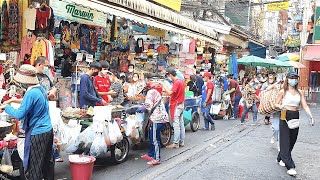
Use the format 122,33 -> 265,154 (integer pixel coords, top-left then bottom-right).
275,72 -> 314,176
240,77 -> 258,125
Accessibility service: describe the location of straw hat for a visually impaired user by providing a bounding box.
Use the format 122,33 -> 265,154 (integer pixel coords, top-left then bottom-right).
14,64 -> 39,85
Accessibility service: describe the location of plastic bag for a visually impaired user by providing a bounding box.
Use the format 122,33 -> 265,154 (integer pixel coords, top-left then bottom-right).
125,115 -> 135,137
108,121 -> 117,145
210,103 -> 222,115
113,120 -> 123,142
103,127 -> 111,146
59,122 -> 82,145
90,133 -> 108,157
0,148 -> 13,174
17,138 -> 25,161
78,125 -> 95,146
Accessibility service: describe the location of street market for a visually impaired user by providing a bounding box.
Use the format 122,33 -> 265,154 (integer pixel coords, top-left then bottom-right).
0,0 -> 319,179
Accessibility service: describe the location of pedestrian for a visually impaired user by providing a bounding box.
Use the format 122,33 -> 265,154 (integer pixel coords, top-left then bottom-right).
261,72 -> 276,125
275,72 -> 314,176
187,75 -> 199,96
94,61 -> 115,105
240,77 -> 258,125
108,72 -> 125,106
163,68 -> 185,149
195,70 -> 204,95
35,56 -> 57,100
79,61 -> 107,108
227,74 -> 242,119
202,72 -> 215,130
141,82 -> 169,166
0,65 -> 54,180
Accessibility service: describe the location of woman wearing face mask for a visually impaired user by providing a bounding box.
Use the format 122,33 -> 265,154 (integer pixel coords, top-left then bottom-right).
275,72 -> 314,176
240,77 -> 259,125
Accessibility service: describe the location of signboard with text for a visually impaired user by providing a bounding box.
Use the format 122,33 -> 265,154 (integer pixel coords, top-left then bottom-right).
50,0 -> 106,27
267,2 -> 289,11
153,0 -> 182,12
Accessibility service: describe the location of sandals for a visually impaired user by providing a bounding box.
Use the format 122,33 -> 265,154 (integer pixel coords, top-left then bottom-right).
147,160 -> 161,166
141,154 -> 154,161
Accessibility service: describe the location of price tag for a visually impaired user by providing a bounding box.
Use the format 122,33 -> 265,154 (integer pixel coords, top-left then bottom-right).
76,53 -> 83,61
86,54 -> 94,62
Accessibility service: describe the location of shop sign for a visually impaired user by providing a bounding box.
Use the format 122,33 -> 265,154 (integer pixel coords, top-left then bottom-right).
50,0 -> 106,27
314,6 -> 320,43
147,28 -> 166,37
267,2 -> 289,11
153,0 -> 182,12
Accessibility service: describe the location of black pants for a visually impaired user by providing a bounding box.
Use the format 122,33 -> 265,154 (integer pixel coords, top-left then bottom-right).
24,130 -> 54,180
277,110 -> 299,170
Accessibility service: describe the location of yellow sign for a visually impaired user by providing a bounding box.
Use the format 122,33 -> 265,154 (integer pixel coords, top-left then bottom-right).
267,2 -> 289,11
147,28 -> 167,37
153,0 -> 182,12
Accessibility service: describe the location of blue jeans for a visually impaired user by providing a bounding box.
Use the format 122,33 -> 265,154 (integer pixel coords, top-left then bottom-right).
310,72 -> 317,88
271,112 -> 280,141
241,102 -> 258,123
148,122 -> 165,161
172,104 -> 185,145
203,103 -> 215,129
233,95 -> 242,118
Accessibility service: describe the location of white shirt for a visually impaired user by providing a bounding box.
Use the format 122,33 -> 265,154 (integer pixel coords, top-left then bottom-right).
24,8 -> 37,30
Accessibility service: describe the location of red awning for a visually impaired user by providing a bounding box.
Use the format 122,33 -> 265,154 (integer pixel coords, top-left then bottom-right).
302,45 -> 320,61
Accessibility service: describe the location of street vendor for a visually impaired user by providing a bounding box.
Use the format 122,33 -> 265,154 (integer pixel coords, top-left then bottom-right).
0,64 -> 54,180
94,61 -> 116,105
35,56 -> 57,100
79,61 -> 107,108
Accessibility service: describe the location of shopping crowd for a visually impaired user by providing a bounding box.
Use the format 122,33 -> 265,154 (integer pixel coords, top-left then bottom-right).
0,56 -> 315,178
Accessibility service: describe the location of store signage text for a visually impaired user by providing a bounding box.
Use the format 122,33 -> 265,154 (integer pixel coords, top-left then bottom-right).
66,4 -> 94,21
50,0 -> 106,27
267,2 -> 289,11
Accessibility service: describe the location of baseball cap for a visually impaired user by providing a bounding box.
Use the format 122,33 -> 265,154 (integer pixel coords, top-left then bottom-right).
287,72 -> 299,78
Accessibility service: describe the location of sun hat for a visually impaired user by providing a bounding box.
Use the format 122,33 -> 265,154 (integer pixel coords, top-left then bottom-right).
202,72 -> 212,78
14,64 -> 39,85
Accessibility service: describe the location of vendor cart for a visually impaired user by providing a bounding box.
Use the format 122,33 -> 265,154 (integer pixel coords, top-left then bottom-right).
183,96 -> 201,132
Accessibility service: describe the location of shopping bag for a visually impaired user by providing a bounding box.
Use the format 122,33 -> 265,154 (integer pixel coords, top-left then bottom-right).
17,138 -> 25,161
90,133 -> 108,157
0,148 -> 13,174
210,103 -> 222,115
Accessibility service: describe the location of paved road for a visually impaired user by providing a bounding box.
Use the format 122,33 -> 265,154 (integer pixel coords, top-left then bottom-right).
55,107 -> 320,180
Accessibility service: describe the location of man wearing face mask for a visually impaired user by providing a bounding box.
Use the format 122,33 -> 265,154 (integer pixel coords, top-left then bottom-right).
35,56 -> 57,100
94,61 -> 115,105
79,61 -> 107,108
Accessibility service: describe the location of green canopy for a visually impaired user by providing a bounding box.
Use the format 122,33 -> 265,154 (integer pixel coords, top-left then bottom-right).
237,55 -> 273,67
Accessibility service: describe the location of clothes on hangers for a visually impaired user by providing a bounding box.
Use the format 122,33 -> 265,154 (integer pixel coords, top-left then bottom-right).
8,0 -> 19,45
1,0 -> 9,42
36,6 -> 51,30
24,6 -> 37,30
21,34 -> 36,61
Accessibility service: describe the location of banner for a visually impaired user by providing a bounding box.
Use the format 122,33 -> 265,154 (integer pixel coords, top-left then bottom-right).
153,0 -> 182,12
314,6 -> 320,43
147,28 -> 166,37
267,2 -> 289,11
50,0 -> 107,27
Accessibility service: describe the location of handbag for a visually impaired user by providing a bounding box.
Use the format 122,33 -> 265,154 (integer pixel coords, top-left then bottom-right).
258,88 -> 280,115
285,119 -> 300,129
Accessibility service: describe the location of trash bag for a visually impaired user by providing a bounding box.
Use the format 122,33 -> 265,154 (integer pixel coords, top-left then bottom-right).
0,148 -> 13,174
90,133 -> 108,158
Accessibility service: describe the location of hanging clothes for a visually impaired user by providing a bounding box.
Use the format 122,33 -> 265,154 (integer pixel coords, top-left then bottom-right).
89,27 -> 98,53
60,21 -> 71,49
70,22 -> 80,50
8,0 -> 19,45
80,24 -> 90,52
46,40 -> 54,66
135,38 -> 144,53
36,6 -> 51,30
30,39 -> 47,65
1,0 -> 9,42
21,34 -> 36,60
24,7 -> 36,30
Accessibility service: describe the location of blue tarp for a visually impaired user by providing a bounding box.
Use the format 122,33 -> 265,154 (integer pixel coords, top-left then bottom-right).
248,42 -> 266,58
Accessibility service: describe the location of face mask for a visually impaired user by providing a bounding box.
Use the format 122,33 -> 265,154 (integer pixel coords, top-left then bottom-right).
288,79 -> 298,86
133,77 -> 138,82
101,70 -> 108,75
128,69 -> 134,73
43,67 -> 49,75
92,72 -> 99,77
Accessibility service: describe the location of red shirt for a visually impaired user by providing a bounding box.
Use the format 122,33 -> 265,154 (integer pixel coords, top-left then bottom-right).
94,75 -> 110,105
206,81 -> 214,104
170,78 -> 185,105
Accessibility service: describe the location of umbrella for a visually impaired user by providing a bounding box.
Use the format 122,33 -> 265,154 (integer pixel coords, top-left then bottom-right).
267,59 -> 292,68
275,53 -> 300,62
231,52 -> 238,78
237,55 -> 274,67
287,61 -> 306,69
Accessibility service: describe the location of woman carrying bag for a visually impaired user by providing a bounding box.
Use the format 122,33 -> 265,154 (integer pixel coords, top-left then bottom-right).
275,72 -> 314,176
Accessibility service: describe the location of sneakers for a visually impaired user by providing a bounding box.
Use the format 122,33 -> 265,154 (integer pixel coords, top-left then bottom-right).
211,124 -> 215,131
230,117 -> 236,120
166,144 -> 179,149
278,160 -> 285,167
147,160 -> 161,166
270,137 -> 276,144
287,168 -> 297,176
141,154 -> 154,161
179,142 -> 185,147
55,157 -> 63,162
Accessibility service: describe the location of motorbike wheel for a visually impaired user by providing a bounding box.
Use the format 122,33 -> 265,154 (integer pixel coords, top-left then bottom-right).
190,112 -> 200,132
111,136 -> 129,164
160,122 -> 172,147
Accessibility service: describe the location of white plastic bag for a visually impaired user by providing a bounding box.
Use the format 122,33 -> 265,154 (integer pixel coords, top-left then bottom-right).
210,103 -> 222,115
0,148 -> 13,174
113,120 -> 123,142
59,122 -> 82,145
125,115 -> 135,137
77,125 -> 96,146
90,133 -> 108,157
108,121 -> 117,145
17,138 -> 25,161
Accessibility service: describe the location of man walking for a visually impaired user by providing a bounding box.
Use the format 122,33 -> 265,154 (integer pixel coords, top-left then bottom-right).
202,72 -> 215,130
227,74 -> 242,119
163,68 -> 185,149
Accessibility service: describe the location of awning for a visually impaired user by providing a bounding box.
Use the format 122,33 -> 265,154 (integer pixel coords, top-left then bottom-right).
302,45 -> 320,61
65,0 -> 221,46
248,42 -> 266,58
